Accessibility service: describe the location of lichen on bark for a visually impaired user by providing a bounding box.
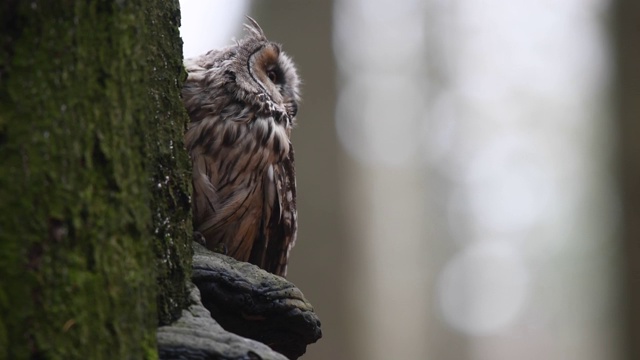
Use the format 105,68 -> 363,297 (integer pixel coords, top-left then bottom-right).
0,1 -> 192,359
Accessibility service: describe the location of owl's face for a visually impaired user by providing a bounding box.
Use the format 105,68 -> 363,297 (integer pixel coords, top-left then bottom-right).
243,41 -> 300,119
183,18 -> 300,131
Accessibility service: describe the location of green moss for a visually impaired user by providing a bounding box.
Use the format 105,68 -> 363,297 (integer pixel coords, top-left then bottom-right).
144,2 -> 193,326
0,0 -> 191,358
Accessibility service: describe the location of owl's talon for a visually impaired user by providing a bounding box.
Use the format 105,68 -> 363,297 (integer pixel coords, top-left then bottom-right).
212,242 -> 228,255
193,231 -> 206,246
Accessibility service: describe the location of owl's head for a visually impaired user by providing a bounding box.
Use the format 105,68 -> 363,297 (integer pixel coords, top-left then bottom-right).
183,17 -> 300,125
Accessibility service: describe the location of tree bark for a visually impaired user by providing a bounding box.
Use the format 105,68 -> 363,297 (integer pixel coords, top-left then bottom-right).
0,1 -> 192,358
158,244 -> 322,360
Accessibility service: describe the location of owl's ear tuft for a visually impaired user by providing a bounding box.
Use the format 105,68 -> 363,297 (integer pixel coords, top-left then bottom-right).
244,16 -> 267,41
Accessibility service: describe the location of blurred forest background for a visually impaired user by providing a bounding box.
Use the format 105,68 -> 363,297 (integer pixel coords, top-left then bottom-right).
180,1 -> 638,359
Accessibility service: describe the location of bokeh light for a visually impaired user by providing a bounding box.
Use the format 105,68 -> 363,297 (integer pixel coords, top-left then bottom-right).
437,241 -> 530,335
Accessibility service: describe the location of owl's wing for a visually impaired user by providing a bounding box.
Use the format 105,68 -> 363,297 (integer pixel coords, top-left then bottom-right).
251,145 -> 298,277
190,149 -> 220,231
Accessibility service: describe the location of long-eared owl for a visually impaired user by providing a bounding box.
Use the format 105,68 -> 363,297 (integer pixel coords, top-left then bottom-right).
182,18 -> 300,277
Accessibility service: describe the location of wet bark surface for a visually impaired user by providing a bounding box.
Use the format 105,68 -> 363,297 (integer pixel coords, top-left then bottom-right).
158,284 -> 288,360
158,243 -> 322,360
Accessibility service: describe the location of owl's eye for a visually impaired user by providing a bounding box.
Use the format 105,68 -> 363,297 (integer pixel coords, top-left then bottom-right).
267,70 -> 278,83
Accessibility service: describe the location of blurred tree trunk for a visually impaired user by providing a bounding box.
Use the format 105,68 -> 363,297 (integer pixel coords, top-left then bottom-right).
0,1 -> 192,359
615,0 -> 640,359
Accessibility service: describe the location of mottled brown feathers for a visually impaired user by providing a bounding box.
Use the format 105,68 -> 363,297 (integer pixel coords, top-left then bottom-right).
182,17 -> 300,277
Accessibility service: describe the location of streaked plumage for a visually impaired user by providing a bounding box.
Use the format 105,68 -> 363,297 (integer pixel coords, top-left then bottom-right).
182,18 -> 300,276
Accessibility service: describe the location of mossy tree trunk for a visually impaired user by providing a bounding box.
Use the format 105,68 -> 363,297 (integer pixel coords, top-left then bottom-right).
0,1 -> 192,359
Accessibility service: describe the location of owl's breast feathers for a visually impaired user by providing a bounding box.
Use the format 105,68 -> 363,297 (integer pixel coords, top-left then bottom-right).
185,105 -> 295,276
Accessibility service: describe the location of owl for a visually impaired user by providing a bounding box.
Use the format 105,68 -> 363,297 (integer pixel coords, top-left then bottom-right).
182,17 -> 300,277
